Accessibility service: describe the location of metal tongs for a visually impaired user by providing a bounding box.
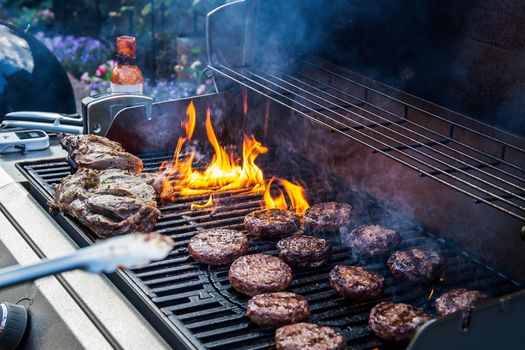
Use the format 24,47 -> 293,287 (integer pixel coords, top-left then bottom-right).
0,233 -> 174,288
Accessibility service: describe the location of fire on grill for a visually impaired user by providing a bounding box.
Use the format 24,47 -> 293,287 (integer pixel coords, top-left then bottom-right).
157,100 -> 309,215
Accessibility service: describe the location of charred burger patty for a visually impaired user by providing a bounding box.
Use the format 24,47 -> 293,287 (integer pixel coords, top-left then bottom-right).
435,288 -> 488,317
275,322 -> 346,350
368,301 -> 431,342
244,209 -> 300,238
228,254 -> 292,296
187,228 -> 249,265
277,234 -> 332,268
329,265 -> 384,300
388,248 -> 443,283
346,225 -> 401,259
247,292 -> 309,327
303,202 -> 353,233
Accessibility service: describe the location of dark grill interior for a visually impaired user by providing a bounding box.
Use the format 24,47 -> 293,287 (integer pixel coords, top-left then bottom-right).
18,153 -> 522,350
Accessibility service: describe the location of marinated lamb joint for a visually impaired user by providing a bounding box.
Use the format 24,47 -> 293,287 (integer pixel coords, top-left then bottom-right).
244,209 -> 300,238
329,265 -> 384,300
435,288 -> 488,317
60,134 -> 143,172
368,302 -> 431,342
303,202 -> 353,233
277,234 -> 332,268
48,168 -> 161,237
247,292 -> 309,327
345,225 -> 401,259
387,248 -> 443,283
275,323 -> 346,350
188,229 -> 249,265
228,254 -> 292,296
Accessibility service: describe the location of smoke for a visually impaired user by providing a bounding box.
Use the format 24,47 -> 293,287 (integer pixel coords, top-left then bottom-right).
243,0 -> 525,136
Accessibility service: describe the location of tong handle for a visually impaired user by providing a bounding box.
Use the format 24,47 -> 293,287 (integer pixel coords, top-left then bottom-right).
0,250 -> 98,288
4,111 -> 83,126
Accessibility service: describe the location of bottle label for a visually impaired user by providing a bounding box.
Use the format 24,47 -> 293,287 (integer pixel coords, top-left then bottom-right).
110,82 -> 143,95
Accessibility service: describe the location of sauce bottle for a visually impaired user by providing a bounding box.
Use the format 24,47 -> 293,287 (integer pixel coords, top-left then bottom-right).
110,36 -> 143,94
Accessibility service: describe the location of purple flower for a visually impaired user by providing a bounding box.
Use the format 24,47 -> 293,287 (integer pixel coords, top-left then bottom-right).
80,72 -> 89,83
196,84 -> 206,95
36,8 -> 55,22
34,32 -> 111,79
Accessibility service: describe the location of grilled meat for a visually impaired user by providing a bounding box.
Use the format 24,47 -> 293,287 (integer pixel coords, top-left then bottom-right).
329,265 -> 384,300
345,225 -> 401,259
275,323 -> 346,350
244,209 -> 300,238
49,169 -> 161,237
60,134 -> 143,172
277,234 -> 332,268
247,292 -> 309,327
188,229 -> 249,265
303,202 -> 353,233
388,248 -> 443,283
435,288 -> 488,317
228,254 -> 292,296
368,302 -> 431,342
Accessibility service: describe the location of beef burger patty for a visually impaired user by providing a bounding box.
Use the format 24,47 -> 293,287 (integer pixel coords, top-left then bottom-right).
244,209 -> 300,238
388,248 -> 443,283
275,323 -> 346,350
303,202 -> 353,233
435,288 -> 488,317
368,302 -> 431,342
188,229 -> 249,265
247,292 -> 309,327
329,265 -> 384,300
346,225 -> 401,259
277,234 -> 332,268
228,254 -> 292,296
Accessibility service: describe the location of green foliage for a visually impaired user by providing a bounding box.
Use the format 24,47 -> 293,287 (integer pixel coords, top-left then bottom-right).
0,0 -> 55,29
0,0 -> 222,98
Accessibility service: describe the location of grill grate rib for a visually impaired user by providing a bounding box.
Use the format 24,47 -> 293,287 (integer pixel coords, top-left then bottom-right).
19,154 -> 522,350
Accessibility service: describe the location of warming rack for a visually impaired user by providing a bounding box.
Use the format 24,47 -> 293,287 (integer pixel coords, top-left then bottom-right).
208,59 -> 525,224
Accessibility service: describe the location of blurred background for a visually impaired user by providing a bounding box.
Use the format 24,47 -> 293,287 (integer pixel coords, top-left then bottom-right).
0,0 -> 229,109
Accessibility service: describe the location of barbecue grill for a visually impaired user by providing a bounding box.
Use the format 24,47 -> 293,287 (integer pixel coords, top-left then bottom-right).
16,144 -> 524,349
3,0 -> 525,349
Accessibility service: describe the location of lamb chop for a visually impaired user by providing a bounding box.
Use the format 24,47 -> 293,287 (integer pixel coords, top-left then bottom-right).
49,169 -> 161,238
60,134 -> 143,173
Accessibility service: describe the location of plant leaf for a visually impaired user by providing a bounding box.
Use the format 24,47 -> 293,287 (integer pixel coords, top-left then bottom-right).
141,3 -> 152,16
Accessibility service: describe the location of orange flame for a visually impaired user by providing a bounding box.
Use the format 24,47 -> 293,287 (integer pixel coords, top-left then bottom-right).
159,101 -> 268,199
159,101 -> 197,201
263,177 -> 288,210
243,88 -> 248,115
263,177 -> 310,215
428,287 -> 435,300
159,100 -> 309,215
191,194 -> 214,210
183,100 -> 196,140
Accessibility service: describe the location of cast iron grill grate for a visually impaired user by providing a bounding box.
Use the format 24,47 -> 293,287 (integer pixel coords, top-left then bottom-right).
19,153 -> 522,350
